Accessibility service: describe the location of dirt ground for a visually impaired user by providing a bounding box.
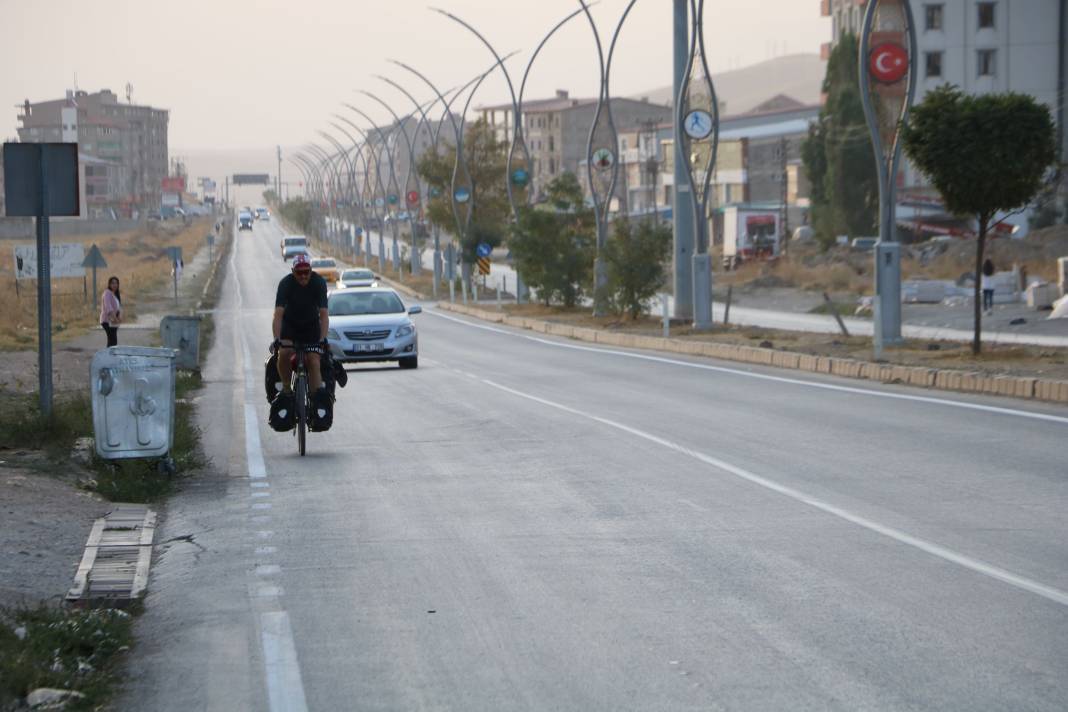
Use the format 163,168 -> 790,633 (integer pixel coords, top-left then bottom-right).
0,218 -> 227,609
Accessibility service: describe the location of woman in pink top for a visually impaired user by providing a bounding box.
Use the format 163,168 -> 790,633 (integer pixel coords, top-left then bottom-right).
100,276 -> 122,346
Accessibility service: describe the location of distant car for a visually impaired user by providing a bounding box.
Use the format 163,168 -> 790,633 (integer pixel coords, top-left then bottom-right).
326,287 -> 421,369
310,257 -> 340,283
256,207 -> 271,221
851,237 -> 878,251
280,235 -> 309,259
336,268 -> 378,289
283,245 -> 310,261
238,211 -> 254,231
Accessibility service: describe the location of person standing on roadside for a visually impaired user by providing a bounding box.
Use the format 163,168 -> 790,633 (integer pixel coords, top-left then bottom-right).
981,259 -> 996,316
100,276 -> 122,347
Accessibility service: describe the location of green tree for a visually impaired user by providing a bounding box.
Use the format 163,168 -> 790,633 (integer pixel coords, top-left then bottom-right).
279,197 -> 314,235
802,33 -> 879,247
418,118 -> 510,273
510,172 -> 595,307
902,86 -> 1056,354
604,219 -> 672,319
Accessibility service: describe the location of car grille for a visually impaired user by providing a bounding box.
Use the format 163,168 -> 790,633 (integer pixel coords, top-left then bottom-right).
345,329 -> 391,341
344,348 -> 394,357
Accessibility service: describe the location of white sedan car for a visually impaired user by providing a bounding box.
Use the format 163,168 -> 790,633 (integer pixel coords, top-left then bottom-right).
336,268 -> 379,289
326,287 -> 421,369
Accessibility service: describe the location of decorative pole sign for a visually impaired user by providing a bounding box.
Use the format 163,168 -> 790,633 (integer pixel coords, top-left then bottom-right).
676,0 -> 719,330
859,0 -> 918,345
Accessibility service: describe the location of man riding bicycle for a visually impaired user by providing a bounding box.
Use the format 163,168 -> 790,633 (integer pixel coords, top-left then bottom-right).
270,253 -> 331,430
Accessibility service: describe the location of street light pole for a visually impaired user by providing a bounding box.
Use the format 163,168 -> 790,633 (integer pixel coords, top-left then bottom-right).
360,90 -> 423,277
344,104 -> 397,274
672,0 -> 695,320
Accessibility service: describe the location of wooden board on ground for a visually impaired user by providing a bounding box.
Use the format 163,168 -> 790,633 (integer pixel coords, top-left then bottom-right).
67,504 -> 156,607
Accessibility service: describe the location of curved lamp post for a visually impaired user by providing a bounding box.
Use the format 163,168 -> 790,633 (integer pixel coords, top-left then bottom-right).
332,116 -> 384,267
676,0 -> 719,329
360,89 -> 423,276
318,130 -> 363,258
388,58 -> 516,291
329,120 -> 373,263
580,0 -> 640,316
375,75 -> 455,293
304,143 -> 343,244
343,104 -> 399,273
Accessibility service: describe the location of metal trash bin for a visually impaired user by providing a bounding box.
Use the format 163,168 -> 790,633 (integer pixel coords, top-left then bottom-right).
91,347 -> 176,460
160,315 -> 201,370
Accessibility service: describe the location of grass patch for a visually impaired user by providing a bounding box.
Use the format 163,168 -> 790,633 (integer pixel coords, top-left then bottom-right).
0,392 -> 93,459
0,605 -> 134,710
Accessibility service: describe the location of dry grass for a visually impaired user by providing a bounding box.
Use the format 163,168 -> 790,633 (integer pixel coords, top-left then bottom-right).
0,219 -> 213,349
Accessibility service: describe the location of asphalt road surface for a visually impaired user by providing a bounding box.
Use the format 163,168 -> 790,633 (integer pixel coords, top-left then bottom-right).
116,208 -> 1068,711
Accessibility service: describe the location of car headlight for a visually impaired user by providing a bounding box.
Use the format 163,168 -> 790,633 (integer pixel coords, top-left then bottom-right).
395,324 -> 414,338
327,329 -> 340,341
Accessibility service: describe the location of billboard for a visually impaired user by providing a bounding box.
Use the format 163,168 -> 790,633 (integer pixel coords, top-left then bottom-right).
161,192 -> 180,207
3,143 -> 80,217
14,242 -> 86,280
233,173 -> 270,185
161,176 -> 186,193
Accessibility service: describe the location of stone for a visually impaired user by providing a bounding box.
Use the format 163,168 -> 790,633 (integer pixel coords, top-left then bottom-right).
27,688 -> 85,708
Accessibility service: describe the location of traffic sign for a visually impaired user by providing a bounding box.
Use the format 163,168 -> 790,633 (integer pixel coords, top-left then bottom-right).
453,187 -> 471,204
406,190 -> 420,205
82,244 -> 108,269
870,43 -> 908,83
387,194 -> 399,205
511,168 -> 530,187
593,148 -> 615,170
476,242 -> 492,258
477,256 -> 491,276
429,186 -> 442,198
375,197 -> 385,207
683,110 -> 714,140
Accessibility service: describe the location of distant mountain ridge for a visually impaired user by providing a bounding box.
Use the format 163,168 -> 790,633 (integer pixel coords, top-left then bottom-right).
633,53 -> 826,116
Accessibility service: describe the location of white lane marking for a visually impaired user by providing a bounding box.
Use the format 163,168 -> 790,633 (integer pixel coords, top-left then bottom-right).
481,376 -> 1068,608
251,481 -> 270,489
256,546 -> 278,556
252,491 -> 271,498
427,309 -> 1068,425
236,222 -> 309,712
256,564 -> 282,577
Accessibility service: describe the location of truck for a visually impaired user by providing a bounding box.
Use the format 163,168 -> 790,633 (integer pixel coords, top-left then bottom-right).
721,206 -> 780,270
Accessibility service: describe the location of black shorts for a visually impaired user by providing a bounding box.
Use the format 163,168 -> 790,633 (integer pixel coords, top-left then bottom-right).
280,321 -> 320,346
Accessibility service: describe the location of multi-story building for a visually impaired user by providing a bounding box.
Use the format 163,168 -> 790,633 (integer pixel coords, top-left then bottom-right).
821,0 -> 1068,231
16,89 -> 169,217
658,98 -> 819,245
479,90 -> 673,202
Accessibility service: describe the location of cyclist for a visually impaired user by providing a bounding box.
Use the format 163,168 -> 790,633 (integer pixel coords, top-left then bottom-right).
270,253 -> 331,429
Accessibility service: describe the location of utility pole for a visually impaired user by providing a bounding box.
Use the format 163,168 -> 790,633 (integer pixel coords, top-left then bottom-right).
277,145 -> 282,203
780,135 -> 790,257
672,0 -> 694,319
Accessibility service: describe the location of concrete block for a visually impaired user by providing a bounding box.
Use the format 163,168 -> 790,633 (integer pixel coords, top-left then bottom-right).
798,354 -> 820,372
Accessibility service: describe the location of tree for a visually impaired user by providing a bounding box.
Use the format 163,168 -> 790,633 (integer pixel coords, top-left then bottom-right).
802,34 -> 879,247
417,118 -> 510,272
510,172 -> 595,307
902,86 -> 1056,354
279,197 -> 314,235
604,219 -> 672,319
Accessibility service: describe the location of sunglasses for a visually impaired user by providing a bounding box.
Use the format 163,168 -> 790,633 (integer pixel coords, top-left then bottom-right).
294,269 -> 311,276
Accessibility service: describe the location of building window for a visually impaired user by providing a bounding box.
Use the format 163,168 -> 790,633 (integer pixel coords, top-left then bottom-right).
977,49 -> 997,76
549,135 -> 554,152
978,2 -> 995,29
925,4 -> 943,31
925,51 -> 943,78
549,158 -> 555,174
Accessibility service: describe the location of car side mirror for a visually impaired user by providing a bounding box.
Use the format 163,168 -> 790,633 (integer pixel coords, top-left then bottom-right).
408,305 -> 422,315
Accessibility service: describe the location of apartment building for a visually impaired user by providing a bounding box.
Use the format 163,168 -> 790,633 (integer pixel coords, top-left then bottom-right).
16,89 -> 168,217
822,0 -> 1068,229
479,90 -> 673,202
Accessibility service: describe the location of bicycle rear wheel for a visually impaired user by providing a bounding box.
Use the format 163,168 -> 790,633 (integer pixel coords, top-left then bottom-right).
295,374 -> 307,456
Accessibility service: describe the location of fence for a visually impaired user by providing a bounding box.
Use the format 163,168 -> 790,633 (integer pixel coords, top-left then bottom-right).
0,218 -> 141,240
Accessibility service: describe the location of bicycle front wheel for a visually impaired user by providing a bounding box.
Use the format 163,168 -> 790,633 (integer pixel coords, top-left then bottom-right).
295,375 -> 307,456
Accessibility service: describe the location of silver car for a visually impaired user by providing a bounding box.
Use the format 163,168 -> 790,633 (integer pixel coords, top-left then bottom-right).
336,268 -> 379,289
326,287 -> 421,369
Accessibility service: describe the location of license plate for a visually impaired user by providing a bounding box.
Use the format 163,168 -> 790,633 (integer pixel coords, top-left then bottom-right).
358,343 -> 381,352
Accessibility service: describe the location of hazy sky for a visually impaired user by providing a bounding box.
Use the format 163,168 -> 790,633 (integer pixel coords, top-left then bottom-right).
1,0 -> 829,154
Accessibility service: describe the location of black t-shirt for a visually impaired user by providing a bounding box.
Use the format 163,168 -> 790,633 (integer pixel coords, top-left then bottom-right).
275,273 -> 328,328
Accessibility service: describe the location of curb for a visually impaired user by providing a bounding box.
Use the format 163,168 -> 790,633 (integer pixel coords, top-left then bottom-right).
438,302 -> 1068,406
196,214 -> 233,312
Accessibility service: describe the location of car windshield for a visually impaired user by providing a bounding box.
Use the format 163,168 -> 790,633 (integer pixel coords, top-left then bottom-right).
341,270 -> 374,281
284,238 -> 307,246
329,291 -> 404,316
311,259 -> 335,269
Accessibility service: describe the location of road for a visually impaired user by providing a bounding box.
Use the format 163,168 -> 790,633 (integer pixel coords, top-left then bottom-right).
333,216 -> 1068,348
116,206 -> 1068,711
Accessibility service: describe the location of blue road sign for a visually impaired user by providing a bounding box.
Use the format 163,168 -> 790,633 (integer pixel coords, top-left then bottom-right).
476,242 -> 492,258
453,187 -> 471,204
387,194 -> 399,205
511,168 -> 530,187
